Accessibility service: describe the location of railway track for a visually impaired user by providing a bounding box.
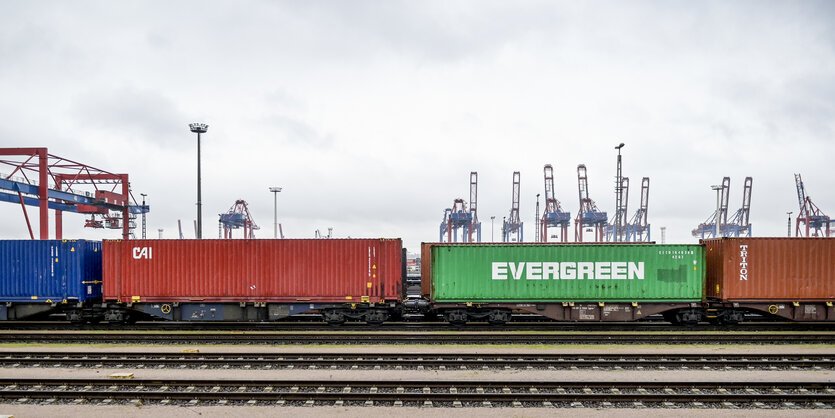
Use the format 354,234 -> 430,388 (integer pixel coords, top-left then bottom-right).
1,331 -> 834,345
4,320 -> 835,332
1,351 -> 834,370
0,378 -> 832,408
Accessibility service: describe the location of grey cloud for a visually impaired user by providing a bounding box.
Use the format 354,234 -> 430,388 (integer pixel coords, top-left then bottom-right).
260,114 -> 334,147
71,86 -> 190,148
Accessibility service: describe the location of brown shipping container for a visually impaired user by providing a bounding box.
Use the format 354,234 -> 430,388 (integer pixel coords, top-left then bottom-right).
704,237 -> 835,301
103,239 -> 403,303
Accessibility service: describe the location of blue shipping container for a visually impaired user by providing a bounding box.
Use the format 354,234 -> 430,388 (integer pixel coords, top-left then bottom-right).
0,240 -> 102,303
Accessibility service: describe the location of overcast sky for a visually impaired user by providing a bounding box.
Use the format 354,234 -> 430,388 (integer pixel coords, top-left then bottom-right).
0,1 -> 833,251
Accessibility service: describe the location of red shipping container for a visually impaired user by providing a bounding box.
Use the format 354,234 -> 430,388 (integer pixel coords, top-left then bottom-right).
704,237 -> 835,301
103,239 -> 403,303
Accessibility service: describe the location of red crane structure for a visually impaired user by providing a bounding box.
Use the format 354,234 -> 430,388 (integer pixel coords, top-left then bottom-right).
502,171 -> 523,242
219,200 -> 260,239
575,164 -> 608,242
540,164 -> 571,242
0,147 -> 148,239
692,177 -> 730,239
795,174 -> 831,237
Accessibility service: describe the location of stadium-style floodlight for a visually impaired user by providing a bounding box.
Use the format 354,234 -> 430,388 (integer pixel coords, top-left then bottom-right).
189,123 -> 208,239
270,187 -> 283,238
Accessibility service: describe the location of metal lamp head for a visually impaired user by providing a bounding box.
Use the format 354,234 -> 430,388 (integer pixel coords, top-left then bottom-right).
615,143 -> 625,150
189,123 -> 208,134
269,187 -> 282,193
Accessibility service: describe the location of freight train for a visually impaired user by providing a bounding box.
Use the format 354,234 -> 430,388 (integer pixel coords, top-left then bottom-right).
0,238 -> 832,325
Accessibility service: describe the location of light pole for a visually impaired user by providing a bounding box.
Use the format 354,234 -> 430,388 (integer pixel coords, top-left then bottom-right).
787,211 -> 793,237
614,143 -> 625,242
270,187 -> 282,238
490,216 -> 495,242
711,185 -> 722,238
140,193 -> 147,240
189,123 -> 208,239
535,193 -> 540,242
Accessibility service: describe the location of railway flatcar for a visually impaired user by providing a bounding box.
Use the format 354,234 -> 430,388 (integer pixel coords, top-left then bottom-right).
415,243 -> 705,325
704,237 -> 835,323
101,239 -> 405,324
0,240 -> 102,322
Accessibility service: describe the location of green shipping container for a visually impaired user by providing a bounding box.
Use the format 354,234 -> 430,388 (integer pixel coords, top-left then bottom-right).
427,244 -> 704,302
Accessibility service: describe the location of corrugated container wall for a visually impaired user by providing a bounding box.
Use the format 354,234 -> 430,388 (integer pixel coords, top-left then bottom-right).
103,239 -> 403,303
424,243 -> 704,302
704,237 -> 835,301
0,240 -> 102,303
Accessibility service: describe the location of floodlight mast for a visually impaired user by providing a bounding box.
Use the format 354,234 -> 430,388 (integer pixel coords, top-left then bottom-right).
189,123 -> 208,239
269,187 -> 282,239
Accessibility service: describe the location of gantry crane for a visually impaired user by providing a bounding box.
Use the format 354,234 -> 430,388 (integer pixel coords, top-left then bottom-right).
469,172 -> 482,242
795,174 -> 831,237
605,177 -> 629,242
575,164 -> 608,242
502,171 -> 523,242
540,164 -> 570,242
439,172 -> 481,242
0,147 -> 148,240
219,200 -> 260,239
724,177 -> 753,237
692,177 -> 730,239
625,177 -> 651,242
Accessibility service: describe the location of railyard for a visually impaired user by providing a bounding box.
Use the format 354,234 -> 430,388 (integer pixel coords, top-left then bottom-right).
1,338 -> 834,415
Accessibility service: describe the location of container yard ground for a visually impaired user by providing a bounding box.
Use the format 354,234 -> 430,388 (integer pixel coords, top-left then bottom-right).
1,404 -> 833,417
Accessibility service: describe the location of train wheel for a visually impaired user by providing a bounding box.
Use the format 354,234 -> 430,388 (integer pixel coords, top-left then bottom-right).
487,309 -> 511,325
365,309 -> 389,326
444,309 -> 468,326
322,310 -> 346,326
676,309 -> 701,326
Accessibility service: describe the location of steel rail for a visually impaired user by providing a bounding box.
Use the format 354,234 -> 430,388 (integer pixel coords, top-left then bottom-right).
0,352 -> 833,370
0,378 -> 832,407
3,321 -> 835,333
1,331 -> 834,345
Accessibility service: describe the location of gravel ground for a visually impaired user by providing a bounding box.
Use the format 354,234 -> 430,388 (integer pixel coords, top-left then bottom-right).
0,405 -> 833,417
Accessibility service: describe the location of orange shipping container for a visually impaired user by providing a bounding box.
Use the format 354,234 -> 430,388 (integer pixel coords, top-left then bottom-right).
103,239 -> 403,303
704,237 -> 835,301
